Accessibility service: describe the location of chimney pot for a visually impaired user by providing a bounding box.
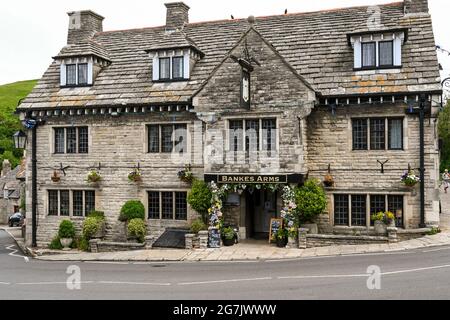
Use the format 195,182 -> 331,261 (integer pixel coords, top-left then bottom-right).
165,2 -> 190,31
67,10 -> 104,44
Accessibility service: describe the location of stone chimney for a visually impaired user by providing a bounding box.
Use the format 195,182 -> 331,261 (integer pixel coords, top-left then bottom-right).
404,0 -> 429,14
165,2 -> 190,31
1,159 -> 11,178
67,10 -> 104,45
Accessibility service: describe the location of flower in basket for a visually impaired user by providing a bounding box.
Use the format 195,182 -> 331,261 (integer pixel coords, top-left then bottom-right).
273,228 -> 288,240
86,170 -> 101,183
371,211 -> 395,225
323,174 -> 334,187
401,170 -> 420,187
128,169 -> 142,182
177,165 -> 194,183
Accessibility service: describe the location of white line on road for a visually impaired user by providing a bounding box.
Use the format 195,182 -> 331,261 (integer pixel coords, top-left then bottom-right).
83,261 -> 130,265
0,282 -> 10,285
178,277 -> 272,286
422,247 -> 450,253
381,264 -> 450,276
5,245 -> 28,262
278,274 -> 367,280
16,281 -> 94,286
97,281 -> 171,286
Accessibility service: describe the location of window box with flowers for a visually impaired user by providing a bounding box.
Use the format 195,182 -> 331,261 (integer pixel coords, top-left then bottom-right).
178,165 -> 194,183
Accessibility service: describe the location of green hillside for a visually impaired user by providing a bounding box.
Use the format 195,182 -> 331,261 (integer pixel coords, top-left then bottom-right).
0,80 -> 37,170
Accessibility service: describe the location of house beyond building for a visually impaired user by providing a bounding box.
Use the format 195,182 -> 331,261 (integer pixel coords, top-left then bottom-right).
17,0 -> 443,247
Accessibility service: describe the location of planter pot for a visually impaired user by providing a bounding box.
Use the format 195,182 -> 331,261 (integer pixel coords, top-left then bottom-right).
287,236 -> 297,248
60,238 -> 73,251
276,237 -> 288,248
374,221 -> 387,235
222,238 -> 235,247
301,223 -> 318,235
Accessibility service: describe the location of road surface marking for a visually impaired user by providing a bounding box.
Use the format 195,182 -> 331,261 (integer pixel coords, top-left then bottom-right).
381,264 -> 450,276
5,245 -> 28,261
16,281 -> 94,286
84,261 -> 129,265
0,282 -> 10,285
178,277 -> 272,286
278,274 -> 367,280
422,247 -> 450,253
97,281 -> 171,286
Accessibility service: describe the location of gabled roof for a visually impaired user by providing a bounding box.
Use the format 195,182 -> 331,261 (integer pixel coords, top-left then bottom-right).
18,1 -> 442,110
192,26 -> 317,98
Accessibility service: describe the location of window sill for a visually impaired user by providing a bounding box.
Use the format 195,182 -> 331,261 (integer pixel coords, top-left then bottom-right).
353,65 -> 402,71
60,84 -> 93,88
153,79 -> 189,83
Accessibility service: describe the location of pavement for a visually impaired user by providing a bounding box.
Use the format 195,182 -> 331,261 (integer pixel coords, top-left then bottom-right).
2,189 -> 450,263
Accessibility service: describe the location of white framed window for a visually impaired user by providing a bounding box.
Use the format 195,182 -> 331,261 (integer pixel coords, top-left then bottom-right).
60,61 -> 93,87
152,52 -> 189,82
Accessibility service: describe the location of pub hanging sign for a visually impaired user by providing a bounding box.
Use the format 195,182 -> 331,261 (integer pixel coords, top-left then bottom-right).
240,68 -> 251,109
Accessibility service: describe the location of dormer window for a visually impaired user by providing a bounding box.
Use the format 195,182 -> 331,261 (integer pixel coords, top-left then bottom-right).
146,45 -> 204,83
348,29 -> 407,71
65,63 -> 88,86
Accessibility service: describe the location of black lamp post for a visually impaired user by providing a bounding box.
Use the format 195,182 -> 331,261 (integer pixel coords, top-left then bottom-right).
13,118 -> 39,248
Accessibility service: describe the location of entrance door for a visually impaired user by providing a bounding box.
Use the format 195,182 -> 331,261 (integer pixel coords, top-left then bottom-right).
246,190 -> 278,239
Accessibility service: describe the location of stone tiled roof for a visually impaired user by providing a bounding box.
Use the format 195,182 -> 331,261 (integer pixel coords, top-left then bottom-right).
18,1 -> 441,110
0,167 -> 21,200
53,39 -> 111,62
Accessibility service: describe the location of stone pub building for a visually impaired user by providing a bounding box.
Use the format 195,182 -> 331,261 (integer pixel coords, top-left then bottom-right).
17,0 -> 443,247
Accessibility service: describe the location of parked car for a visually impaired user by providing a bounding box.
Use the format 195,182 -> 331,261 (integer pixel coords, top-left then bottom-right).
8,213 -> 24,227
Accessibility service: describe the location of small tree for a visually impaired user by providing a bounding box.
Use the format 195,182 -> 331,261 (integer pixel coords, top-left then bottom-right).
58,220 -> 76,239
295,179 -> 327,224
187,179 -> 212,223
119,200 -> 145,222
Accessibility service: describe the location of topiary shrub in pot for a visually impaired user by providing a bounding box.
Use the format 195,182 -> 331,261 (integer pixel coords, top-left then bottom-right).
58,220 -> 76,251
127,218 -> 147,243
187,179 -> 212,224
295,179 -> 327,234
221,226 -> 236,247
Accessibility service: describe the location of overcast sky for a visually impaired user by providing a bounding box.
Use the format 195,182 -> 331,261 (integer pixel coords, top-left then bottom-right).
1,0 -> 449,85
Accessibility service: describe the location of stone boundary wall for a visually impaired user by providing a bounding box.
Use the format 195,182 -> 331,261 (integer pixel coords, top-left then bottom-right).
89,239 -> 145,253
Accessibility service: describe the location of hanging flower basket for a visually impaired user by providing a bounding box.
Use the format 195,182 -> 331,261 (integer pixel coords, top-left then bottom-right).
177,165 -> 194,183
401,170 -> 420,187
323,174 -> 334,188
86,170 -> 102,184
128,169 -> 142,183
51,170 -> 60,183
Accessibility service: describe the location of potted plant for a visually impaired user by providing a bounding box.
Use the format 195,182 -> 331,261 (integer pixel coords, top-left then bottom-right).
58,220 -> 76,250
178,165 -> 194,183
295,179 -> 327,234
119,200 -> 145,239
128,169 -> 142,183
371,211 -> 396,235
87,170 -> 102,184
127,218 -> 147,243
51,170 -> 60,183
221,226 -> 236,246
401,170 -> 420,187
323,174 -> 334,188
187,179 -> 213,224
273,228 -> 288,248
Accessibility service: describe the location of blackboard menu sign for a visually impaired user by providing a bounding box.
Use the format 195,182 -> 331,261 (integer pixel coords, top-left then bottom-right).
269,218 -> 283,244
208,228 -> 221,248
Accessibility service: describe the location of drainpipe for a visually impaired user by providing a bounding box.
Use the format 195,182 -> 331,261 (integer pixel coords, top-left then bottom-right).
31,125 -> 37,247
419,94 -> 426,228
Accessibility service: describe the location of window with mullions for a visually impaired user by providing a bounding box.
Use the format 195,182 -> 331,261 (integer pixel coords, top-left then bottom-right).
48,190 -> 95,217
78,63 -> 88,85
334,195 -> 349,226
388,195 -> 404,228
229,119 -> 277,153
54,127 -> 89,154
159,58 -> 170,80
370,118 -> 385,150
66,64 -> 77,86
352,119 -> 368,150
262,119 -> 277,153
172,56 -> 184,79
148,124 -> 187,154
229,120 -> 244,152
370,195 -> 386,226
352,118 -> 403,151
362,42 -> 376,68
245,120 -> 259,153
148,191 -> 188,221
351,195 -> 367,226
379,41 -> 394,67
148,192 -> 160,219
